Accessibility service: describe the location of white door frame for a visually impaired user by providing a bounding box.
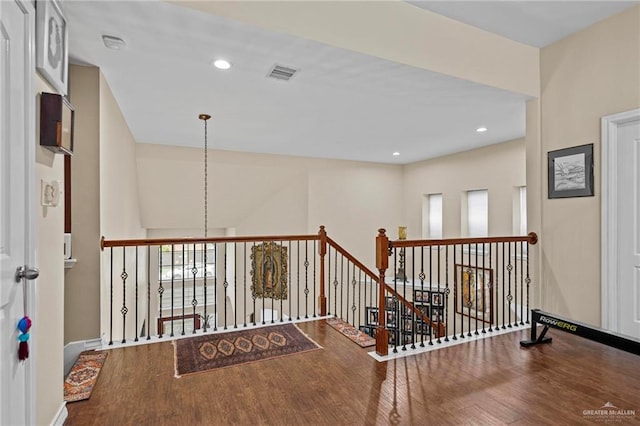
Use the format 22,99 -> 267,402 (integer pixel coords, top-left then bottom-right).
601,108 -> 640,331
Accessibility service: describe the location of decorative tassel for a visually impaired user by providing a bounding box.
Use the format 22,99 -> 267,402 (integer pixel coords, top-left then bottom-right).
18,341 -> 29,361
17,316 -> 32,361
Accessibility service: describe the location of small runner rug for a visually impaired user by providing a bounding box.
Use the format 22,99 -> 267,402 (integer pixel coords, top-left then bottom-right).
326,317 -> 376,348
64,351 -> 108,402
173,323 -> 321,377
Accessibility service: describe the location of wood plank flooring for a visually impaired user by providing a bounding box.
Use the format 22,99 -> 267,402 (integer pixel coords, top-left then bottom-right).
64,320 -> 640,425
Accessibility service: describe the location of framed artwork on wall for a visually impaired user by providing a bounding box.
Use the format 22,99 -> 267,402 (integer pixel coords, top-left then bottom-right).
548,143 -> 594,199
250,242 -> 288,300
36,0 -> 69,95
454,264 -> 493,324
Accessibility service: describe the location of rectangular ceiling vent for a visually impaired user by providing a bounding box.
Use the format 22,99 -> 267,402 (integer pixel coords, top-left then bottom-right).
267,64 -> 298,81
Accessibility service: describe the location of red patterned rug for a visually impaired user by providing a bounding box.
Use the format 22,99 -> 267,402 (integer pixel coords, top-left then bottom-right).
64,351 -> 108,402
326,317 -> 376,348
173,323 -> 321,377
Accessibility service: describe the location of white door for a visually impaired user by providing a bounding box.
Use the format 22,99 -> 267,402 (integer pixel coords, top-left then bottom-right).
0,1 -> 36,425
602,109 -> 640,338
616,118 -> 640,338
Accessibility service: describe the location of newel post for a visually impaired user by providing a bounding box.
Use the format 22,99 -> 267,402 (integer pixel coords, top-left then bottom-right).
318,225 -> 327,316
375,228 -> 389,356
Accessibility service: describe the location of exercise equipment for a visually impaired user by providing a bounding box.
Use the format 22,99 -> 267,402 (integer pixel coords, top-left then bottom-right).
520,309 -> 640,356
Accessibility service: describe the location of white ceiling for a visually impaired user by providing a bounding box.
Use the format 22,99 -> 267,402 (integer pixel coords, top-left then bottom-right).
408,1 -> 638,48
64,1 -> 636,164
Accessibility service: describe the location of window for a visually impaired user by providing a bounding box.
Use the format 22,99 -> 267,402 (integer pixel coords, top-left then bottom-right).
159,244 -> 215,281
466,189 -> 488,237
519,186 -> 527,236
427,193 -> 443,239
158,244 -> 215,310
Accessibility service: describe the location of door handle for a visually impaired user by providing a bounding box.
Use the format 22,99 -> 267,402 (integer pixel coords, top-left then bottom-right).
15,266 -> 40,283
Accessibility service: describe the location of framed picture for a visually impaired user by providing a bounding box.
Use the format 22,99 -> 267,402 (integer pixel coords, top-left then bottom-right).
548,143 -> 594,198
36,0 -> 69,95
413,289 -> 430,303
401,315 -> 414,332
431,307 -> 444,323
413,303 -> 430,322
359,325 -> 376,338
250,242 -> 288,300
365,307 -> 379,326
431,292 -> 444,307
415,320 -> 431,336
401,332 -> 414,345
386,310 -> 397,328
388,329 -> 400,345
454,264 -> 493,323
385,296 -> 398,312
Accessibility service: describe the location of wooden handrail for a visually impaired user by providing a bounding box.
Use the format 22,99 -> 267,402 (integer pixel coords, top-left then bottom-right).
390,232 -> 538,248
101,234 -> 320,250
326,237 -> 379,283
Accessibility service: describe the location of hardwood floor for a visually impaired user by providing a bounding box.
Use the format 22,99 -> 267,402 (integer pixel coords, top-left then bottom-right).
65,320 -> 640,425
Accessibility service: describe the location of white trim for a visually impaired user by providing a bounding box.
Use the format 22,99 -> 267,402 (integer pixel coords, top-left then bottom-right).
601,108 -> 640,331
20,0 -> 37,423
64,338 -> 103,376
368,323 -> 528,362
50,402 -> 67,426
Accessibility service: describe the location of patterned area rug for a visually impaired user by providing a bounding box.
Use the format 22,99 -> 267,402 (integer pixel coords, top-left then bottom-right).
326,317 -> 376,348
173,323 -> 321,377
64,351 -> 108,402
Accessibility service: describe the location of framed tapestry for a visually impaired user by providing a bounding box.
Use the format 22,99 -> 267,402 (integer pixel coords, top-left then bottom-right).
454,264 -> 493,323
251,242 -> 288,300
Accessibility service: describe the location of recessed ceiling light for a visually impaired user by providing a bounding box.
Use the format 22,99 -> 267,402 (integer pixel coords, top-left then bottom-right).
213,59 -> 231,70
392,152 -> 400,156
102,35 -> 125,50
476,126 -> 488,133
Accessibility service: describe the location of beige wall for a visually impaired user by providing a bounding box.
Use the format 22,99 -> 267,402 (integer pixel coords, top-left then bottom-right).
403,138 -> 526,240
34,76 -> 65,425
538,5 -> 640,326
65,66 -> 147,344
136,144 -> 403,266
98,74 -> 147,342
65,65 -> 101,344
99,74 -> 145,240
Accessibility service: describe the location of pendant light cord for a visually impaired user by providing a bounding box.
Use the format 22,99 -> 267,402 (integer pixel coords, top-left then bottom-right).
199,114 -> 211,238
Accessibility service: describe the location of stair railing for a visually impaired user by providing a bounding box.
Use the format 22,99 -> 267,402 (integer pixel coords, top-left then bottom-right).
374,229 -> 539,356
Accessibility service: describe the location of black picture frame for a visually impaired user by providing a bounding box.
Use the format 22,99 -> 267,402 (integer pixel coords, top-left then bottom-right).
548,143 -> 594,199
413,289 -> 430,303
365,307 -> 379,326
385,296 -> 398,312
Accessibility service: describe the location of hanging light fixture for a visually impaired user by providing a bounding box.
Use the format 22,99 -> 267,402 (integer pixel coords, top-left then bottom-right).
199,114 -> 211,238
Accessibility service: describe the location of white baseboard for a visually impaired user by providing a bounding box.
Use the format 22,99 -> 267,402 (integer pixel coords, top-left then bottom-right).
64,337 -> 103,376
51,402 -> 67,426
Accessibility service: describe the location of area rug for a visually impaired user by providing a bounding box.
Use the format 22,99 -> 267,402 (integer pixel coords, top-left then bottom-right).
64,351 -> 108,402
326,317 -> 376,348
173,323 -> 321,377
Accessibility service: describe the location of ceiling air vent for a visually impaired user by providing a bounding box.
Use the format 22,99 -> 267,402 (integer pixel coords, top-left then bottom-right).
267,64 -> 298,81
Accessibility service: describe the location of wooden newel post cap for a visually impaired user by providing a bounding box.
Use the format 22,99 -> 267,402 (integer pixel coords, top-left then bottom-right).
528,232 -> 538,245
378,228 -> 386,237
